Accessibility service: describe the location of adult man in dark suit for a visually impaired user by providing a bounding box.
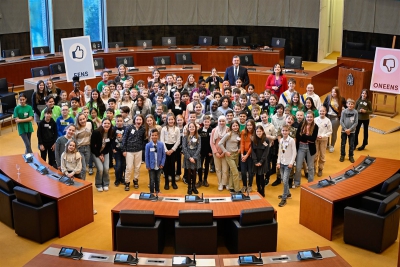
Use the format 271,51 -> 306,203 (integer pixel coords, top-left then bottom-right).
224,55 -> 250,87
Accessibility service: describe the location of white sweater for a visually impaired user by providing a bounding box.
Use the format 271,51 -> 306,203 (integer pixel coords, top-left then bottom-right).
314,116 -> 332,140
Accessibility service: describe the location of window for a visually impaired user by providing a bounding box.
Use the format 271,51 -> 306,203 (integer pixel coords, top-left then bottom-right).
83,0 -> 107,46
28,0 -> 54,51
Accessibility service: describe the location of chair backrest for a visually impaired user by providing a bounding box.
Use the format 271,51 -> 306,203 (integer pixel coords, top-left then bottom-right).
119,210 -> 155,226
0,78 -> 7,93
2,49 -> 21,58
377,192 -> 400,216
153,56 -> 171,66
32,46 -> 50,55
178,210 -> 213,226
0,173 -> 15,193
240,207 -> 275,226
91,41 -> 102,50
0,94 -> 17,114
162,37 -> 176,46
116,56 -> 134,67
238,54 -> 255,66
198,36 -> 212,46
31,66 -> 50,78
271,37 -> 286,48
93,58 -> 105,70
380,173 -> 400,194
284,55 -> 303,70
237,36 -> 250,46
175,53 -> 193,65
137,40 -> 152,47
219,36 -> 234,46
49,62 -> 66,75
108,42 -> 124,48
13,186 -> 43,207
22,89 -> 35,107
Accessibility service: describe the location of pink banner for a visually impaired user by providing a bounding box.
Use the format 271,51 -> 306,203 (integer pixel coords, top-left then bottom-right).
370,47 -> 400,94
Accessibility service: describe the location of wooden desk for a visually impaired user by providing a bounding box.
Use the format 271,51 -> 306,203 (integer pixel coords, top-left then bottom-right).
299,156 -> 400,240
111,192 -> 275,250
0,154 -> 94,237
24,244 -> 350,267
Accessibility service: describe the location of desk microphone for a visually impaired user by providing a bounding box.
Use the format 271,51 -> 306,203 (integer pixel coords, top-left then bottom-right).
193,253 -> 196,264
258,251 -> 262,261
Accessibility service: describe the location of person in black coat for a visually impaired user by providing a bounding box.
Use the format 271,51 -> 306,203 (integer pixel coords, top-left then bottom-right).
224,55 -> 250,87
37,108 -> 58,168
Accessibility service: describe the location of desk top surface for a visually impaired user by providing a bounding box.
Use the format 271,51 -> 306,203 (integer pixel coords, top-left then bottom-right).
301,156 -> 400,202
0,153 -> 92,199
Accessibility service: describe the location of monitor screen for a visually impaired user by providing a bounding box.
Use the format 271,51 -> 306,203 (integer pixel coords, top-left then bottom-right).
271,37 -> 286,48
284,56 -> 302,70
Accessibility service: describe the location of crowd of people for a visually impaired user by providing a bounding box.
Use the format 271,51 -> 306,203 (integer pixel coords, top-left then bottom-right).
12,56 -> 373,207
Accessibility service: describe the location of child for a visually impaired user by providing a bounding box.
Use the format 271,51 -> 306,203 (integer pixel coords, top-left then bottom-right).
261,89 -> 272,112
247,93 -> 259,111
219,120 -> 241,193
218,96 -> 232,115
293,110 -> 305,129
225,110 -> 234,127
194,102 -> 205,125
288,92 -> 303,116
14,93 -> 34,154
55,124 -> 76,170
252,125 -> 270,197
182,122 -> 201,195
90,108 -> 102,130
314,106 -> 332,177
268,94 -> 278,122
61,140 -> 82,179
251,104 -> 261,123
233,103 -> 242,119
122,114 -> 146,190
232,88 -> 241,106
197,115 -> 212,188
58,90 -> 70,108
37,108 -> 58,168
120,106 -> 133,126
354,89 -> 372,151
56,105 -> 74,137
258,111 -> 277,185
108,98 -> 121,116
40,95 -> 61,121
303,97 -> 319,118
239,94 -> 251,117
105,108 -> 116,126
240,119 -> 255,193
277,125 -> 297,207
84,85 -> 92,104
271,104 -> 286,138
112,115 -> 126,186
340,99 -> 358,163
175,115 -> 185,181
69,97 -> 82,120
207,100 -> 222,128
238,110 -> 247,132
145,129 -> 166,193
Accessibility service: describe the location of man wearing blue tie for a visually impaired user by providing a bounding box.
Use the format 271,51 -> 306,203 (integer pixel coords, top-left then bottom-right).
224,55 -> 250,87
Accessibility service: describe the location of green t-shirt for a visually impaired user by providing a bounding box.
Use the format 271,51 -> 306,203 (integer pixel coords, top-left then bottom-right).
40,105 -> 61,121
14,105 -> 34,135
69,107 -> 82,120
287,104 -> 299,116
97,80 -> 107,92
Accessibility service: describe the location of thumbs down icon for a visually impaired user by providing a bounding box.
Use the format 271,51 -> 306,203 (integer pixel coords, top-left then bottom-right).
383,58 -> 395,72
72,46 -> 84,59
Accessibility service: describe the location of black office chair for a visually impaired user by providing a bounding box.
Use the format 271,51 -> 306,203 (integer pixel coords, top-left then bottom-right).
116,210 -> 164,253
0,173 -> 16,228
32,46 -> 50,55
238,54 -> 261,67
0,94 -> 16,135
2,49 -> 21,58
93,58 -> 105,70
198,36 -> 212,46
368,172 -> 400,203
237,36 -> 250,46
108,42 -> 124,48
137,40 -> 152,48
153,56 -> 171,66
31,67 -> 50,78
162,37 -> 176,46
49,62 -> 66,75
219,36 -> 234,46
116,56 -> 134,67
91,41 -> 102,50
0,78 -> 15,98
12,186 -> 58,243
225,207 -> 277,253
175,210 -> 217,254
175,53 -> 195,65
22,89 -> 35,107
344,192 -> 400,253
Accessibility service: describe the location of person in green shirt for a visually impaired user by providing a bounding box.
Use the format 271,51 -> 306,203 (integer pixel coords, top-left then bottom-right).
97,71 -> 109,92
69,97 -> 82,120
40,95 -> 61,121
14,93 -> 34,153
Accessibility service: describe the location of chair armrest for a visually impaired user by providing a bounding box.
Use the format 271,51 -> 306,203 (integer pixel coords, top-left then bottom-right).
368,192 -> 387,200
7,82 -> 14,92
361,196 -> 381,213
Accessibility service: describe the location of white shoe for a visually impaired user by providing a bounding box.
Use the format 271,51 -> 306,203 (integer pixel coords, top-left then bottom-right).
97,187 -> 103,192
218,184 -> 223,191
226,185 -> 230,191
175,175 -> 180,181
93,209 -> 97,215
329,146 -> 334,153
168,176 -> 172,181
103,186 -> 109,191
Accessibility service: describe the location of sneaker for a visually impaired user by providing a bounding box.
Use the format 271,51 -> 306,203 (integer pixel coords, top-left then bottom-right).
226,185 -> 230,191
124,182 -> 130,191
175,175 -> 180,181
240,186 -> 247,193
317,169 -> 322,177
209,168 -> 215,173
114,181 -> 120,187
103,186 -> 109,191
265,178 -> 270,186
195,181 -> 202,188
93,209 -> 97,215
305,172 -> 309,179
247,186 -> 253,192
202,180 -> 209,187
88,168 -> 94,175
218,184 -> 223,191
339,156 -> 345,162
172,183 -> 178,189
182,178 -> 188,185
271,179 -> 281,186
148,184 -> 150,188
292,184 -> 296,189
278,199 -> 287,207
357,145 -> 366,151
329,146 -> 334,153
133,180 -> 139,189
141,161 -> 144,164
278,194 -> 291,199
97,187 -> 103,192
168,176 -> 172,181
349,156 -> 355,163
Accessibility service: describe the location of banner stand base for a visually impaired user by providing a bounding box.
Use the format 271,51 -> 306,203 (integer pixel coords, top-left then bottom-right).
372,92 -> 398,118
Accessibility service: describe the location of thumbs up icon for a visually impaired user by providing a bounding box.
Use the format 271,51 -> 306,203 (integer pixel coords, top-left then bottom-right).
72,46 -> 84,59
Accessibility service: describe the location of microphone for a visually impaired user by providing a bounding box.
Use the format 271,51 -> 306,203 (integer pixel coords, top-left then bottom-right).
193,253 -> 196,264
316,246 -> 320,253
258,251 -> 262,260
201,193 -> 203,200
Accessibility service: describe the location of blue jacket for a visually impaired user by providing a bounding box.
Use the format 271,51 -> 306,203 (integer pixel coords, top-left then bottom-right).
145,141 -> 166,170
56,116 -> 75,137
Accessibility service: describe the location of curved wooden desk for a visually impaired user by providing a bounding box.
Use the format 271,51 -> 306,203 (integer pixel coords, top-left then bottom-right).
0,154 -> 93,237
299,156 -> 400,240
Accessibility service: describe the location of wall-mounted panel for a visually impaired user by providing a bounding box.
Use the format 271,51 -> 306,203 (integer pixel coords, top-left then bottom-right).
257,0 -> 289,27
107,0 -> 136,27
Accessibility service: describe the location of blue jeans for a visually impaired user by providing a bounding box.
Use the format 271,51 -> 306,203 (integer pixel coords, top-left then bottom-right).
240,155 -> 254,186
92,153 -> 110,188
294,143 -> 315,186
114,150 -> 126,183
280,164 -> 292,200
149,169 -> 162,193
78,145 -> 91,180
88,153 -> 94,168
341,132 -> 355,157
20,133 -> 33,154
